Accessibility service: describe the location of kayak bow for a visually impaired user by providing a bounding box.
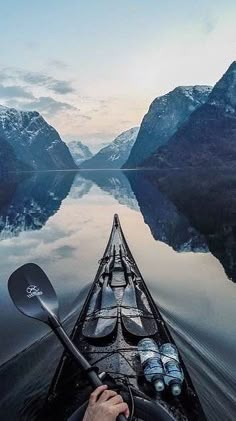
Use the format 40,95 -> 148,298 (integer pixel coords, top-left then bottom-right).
45,214 -> 206,421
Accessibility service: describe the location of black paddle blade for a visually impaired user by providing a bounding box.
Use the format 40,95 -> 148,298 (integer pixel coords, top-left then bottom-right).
83,282 -> 118,339
8,263 -> 59,323
121,281 -> 158,337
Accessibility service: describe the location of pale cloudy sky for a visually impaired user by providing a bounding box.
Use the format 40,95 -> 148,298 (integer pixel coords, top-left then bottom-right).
0,0 -> 235,150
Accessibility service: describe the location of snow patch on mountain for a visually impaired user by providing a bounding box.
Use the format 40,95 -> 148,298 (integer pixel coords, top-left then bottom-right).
0,104 -> 76,170
67,140 -> 93,165
80,127 -> 139,169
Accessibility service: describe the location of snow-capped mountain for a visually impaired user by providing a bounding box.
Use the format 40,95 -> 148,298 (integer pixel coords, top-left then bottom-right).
0,105 -> 77,170
80,127 -> 139,169
67,140 -> 93,165
143,62 -> 236,168
123,86 -> 212,168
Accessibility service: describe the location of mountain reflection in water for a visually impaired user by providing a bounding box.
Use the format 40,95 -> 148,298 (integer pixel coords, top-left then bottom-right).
0,169 -> 235,421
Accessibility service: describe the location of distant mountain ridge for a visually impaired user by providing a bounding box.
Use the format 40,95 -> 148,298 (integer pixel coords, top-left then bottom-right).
0,105 -> 77,171
80,127 -> 139,169
68,140 -> 93,165
143,62 -> 236,168
123,86 -> 212,168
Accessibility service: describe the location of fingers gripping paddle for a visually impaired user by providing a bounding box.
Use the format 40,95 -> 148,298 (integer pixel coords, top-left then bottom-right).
8,263 -> 126,421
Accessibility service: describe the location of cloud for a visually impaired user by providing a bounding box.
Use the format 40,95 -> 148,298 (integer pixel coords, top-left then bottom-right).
0,84 -> 34,99
54,245 -> 76,258
0,68 -> 75,95
20,71 -> 75,94
80,114 -> 92,120
50,80 -> 74,94
120,120 -> 133,124
48,59 -> 69,70
0,69 -> 15,84
20,96 -> 79,116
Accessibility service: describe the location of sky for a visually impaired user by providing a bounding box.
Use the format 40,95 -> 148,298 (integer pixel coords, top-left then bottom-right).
0,0 -> 236,151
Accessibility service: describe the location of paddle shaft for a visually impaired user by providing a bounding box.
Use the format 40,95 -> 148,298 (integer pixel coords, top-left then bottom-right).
49,317 -> 127,421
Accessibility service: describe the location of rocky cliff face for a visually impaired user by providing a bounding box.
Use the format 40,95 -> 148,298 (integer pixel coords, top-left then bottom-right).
67,140 -> 93,165
144,62 -> 236,168
0,135 -> 30,175
123,86 -> 211,168
81,127 -> 139,169
0,105 -> 77,170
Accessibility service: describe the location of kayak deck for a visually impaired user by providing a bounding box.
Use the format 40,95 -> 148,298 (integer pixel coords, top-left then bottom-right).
45,214 -> 206,421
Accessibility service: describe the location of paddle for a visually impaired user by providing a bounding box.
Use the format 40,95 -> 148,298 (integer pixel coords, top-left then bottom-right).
82,278 -> 118,339
8,263 -> 127,421
121,279 -> 158,337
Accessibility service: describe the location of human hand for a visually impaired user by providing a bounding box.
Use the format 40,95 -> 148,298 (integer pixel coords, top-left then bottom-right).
82,385 -> 129,421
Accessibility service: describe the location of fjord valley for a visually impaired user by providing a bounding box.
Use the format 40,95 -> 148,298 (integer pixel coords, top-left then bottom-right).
0,60 -> 235,421
0,62 -> 235,175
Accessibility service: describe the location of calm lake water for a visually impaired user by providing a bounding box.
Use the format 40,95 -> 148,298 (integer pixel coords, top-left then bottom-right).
0,169 -> 235,421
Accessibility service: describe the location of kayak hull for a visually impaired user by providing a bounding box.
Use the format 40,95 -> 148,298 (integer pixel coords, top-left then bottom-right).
44,214 -> 206,421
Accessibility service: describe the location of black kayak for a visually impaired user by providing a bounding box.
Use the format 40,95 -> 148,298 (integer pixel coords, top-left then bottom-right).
45,214 -> 206,421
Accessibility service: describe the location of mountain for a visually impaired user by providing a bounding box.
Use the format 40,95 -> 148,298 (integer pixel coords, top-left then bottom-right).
143,62 -> 236,168
67,140 -> 93,165
0,105 -> 77,170
123,86 -> 212,168
0,135 -> 30,175
80,127 -> 139,169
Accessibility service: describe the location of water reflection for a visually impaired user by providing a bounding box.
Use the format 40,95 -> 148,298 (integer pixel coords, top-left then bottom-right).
80,170 -> 139,211
130,169 -> 236,283
1,170 -> 235,285
80,169 -> 236,283
0,172 -> 75,239
123,171 -> 208,252
0,169 -> 235,421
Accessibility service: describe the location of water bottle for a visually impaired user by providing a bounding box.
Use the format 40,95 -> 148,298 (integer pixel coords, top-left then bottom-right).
160,343 -> 184,396
138,338 -> 165,392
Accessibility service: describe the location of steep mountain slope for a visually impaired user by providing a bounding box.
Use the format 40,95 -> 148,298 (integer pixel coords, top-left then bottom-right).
0,135 -> 30,175
144,62 -> 236,168
123,86 -> 211,168
0,105 -> 77,170
80,127 -> 139,169
67,140 -> 93,165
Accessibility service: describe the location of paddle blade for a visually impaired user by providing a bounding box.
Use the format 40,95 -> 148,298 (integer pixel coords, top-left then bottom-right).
121,281 -> 158,337
8,263 -> 59,323
83,283 -> 118,339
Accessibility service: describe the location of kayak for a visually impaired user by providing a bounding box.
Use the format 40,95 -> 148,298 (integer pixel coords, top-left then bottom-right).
45,214 -> 206,421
